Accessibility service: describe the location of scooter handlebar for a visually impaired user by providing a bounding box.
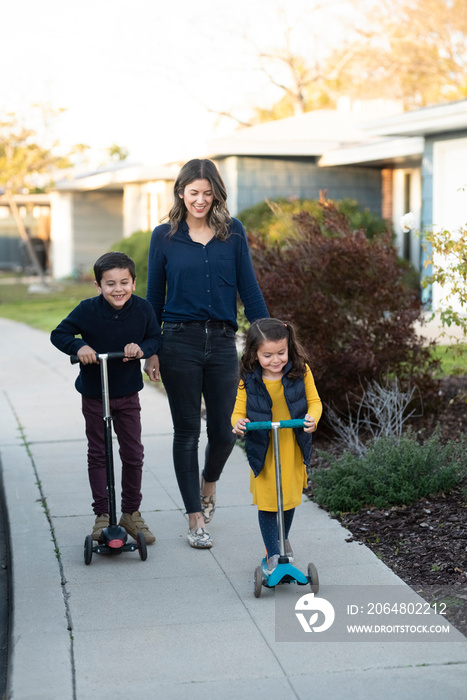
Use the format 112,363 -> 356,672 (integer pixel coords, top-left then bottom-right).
245,419 -> 306,431
70,351 -> 127,365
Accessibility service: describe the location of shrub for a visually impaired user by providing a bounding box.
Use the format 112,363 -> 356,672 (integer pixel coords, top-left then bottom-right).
111,230 -> 151,297
247,197 -> 439,412
421,223 -> 467,337
326,378 -> 421,456
312,431 -> 467,513
238,195 -> 391,241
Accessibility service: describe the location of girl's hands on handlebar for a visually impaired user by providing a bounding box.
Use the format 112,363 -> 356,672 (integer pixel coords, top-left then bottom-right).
232,418 -> 250,436
303,413 -> 317,433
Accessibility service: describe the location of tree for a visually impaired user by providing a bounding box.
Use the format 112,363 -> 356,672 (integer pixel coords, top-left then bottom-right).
328,0 -> 467,109
221,0 -> 467,126
242,3 -> 357,123
0,106 -> 86,285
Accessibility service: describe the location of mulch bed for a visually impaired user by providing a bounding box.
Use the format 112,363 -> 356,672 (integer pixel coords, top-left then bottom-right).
307,375 -> 467,636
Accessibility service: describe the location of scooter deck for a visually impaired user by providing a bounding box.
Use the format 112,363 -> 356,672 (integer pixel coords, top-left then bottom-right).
261,557 -> 309,588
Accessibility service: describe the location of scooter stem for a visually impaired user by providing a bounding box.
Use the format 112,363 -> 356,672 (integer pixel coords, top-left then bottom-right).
272,423 -> 287,559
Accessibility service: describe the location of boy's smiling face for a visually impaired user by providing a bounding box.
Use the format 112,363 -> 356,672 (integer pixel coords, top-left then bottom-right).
95,267 -> 136,310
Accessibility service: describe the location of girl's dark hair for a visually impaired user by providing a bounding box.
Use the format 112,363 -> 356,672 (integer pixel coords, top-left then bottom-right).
164,158 -> 232,240
240,318 -> 309,381
93,251 -> 136,285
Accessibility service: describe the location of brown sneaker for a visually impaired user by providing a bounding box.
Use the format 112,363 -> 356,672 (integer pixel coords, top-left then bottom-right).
119,511 -> 156,544
91,513 -> 109,541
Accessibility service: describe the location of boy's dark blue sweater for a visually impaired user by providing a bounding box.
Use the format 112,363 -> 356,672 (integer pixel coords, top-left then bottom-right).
50,294 -> 161,399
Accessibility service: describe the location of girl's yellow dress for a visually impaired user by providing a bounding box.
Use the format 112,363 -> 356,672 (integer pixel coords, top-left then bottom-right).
231,366 -> 322,512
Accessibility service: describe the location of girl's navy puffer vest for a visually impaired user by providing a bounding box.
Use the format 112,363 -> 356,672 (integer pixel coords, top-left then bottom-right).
244,362 -> 312,477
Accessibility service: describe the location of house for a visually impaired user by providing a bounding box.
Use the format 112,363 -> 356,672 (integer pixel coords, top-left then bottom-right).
206,104 -> 425,270
320,99 -> 467,309
207,99 -> 467,311
49,162 -> 178,278
47,100 -> 467,313
207,109 -> 385,218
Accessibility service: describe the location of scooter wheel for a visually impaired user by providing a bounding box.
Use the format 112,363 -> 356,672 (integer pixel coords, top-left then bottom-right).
137,531 -> 147,561
307,562 -> 319,593
254,566 -> 263,598
84,535 -> 93,565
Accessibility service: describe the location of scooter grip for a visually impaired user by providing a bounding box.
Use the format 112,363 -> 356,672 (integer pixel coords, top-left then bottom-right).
70,351 -> 127,365
245,421 -> 271,431
279,419 -> 306,429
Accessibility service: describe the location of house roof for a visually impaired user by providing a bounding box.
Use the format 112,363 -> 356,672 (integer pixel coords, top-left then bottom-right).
207,110 -> 368,158
52,163 -> 179,192
319,136 -> 424,167
207,100 -> 467,168
361,99 -> 467,138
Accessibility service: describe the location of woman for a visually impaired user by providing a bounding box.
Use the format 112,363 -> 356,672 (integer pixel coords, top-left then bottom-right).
144,158 -> 268,548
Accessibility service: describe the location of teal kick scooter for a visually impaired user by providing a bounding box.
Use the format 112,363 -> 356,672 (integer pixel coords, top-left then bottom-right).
245,419 -> 319,597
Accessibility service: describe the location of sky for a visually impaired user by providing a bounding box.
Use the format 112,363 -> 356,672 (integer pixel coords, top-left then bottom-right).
2,0 -> 363,168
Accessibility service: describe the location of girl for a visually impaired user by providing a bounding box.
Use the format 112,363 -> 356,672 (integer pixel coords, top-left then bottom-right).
232,318 -> 322,572
144,159 -> 268,549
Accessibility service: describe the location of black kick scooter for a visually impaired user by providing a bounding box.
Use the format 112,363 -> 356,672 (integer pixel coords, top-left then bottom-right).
71,351 -> 147,564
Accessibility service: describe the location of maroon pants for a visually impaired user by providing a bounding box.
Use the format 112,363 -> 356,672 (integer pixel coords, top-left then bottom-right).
81,392 -> 144,515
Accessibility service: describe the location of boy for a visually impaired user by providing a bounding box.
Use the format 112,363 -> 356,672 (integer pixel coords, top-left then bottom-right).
51,251 -> 161,544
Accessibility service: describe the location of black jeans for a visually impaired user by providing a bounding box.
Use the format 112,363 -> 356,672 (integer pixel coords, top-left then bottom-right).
159,321 -> 239,514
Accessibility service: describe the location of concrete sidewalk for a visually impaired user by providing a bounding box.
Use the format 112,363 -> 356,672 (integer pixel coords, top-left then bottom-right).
0,317 -> 466,700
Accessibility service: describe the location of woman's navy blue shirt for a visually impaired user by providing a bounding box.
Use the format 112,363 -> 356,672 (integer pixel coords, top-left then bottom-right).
146,218 -> 268,329
50,294 -> 161,399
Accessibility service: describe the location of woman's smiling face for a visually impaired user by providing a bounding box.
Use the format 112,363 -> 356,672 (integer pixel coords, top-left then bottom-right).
180,179 -> 214,221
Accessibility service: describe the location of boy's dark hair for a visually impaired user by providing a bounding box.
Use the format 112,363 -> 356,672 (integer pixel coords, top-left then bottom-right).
93,252 -> 136,285
240,318 -> 309,381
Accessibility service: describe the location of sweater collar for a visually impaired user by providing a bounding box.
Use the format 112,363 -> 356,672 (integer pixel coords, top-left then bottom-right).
97,294 -> 133,317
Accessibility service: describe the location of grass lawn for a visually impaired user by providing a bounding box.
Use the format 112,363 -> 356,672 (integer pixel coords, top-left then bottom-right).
0,280 -> 93,333
431,343 -> 467,377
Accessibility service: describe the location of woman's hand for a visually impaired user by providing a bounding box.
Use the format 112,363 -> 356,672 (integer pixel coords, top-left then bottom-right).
303,414 -> 317,433
232,418 -> 250,436
144,354 -> 160,382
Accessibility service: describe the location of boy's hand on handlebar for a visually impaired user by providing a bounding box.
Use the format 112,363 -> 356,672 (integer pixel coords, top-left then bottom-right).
232,418 -> 250,436
303,414 -> 317,433
144,354 -> 160,382
123,343 -> 143,361
77,345 -> 98,365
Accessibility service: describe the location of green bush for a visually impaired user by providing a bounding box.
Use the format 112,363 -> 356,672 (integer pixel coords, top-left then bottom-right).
111,230 -> 151,297
238,196 -> 390,241
312,432 -> 467,513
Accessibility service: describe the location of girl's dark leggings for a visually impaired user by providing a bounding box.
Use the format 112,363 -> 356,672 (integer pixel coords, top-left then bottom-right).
258,508 -> 295,558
